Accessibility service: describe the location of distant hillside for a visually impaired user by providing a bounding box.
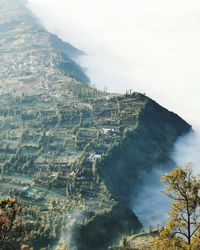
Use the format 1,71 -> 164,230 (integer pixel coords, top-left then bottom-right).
0,0 -> 90,94
49,34 -> 85,59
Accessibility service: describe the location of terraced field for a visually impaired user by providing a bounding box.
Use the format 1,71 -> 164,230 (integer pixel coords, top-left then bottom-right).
0,0 -> 192,249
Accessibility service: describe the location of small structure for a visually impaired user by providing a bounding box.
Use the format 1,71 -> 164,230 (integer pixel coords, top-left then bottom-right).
102,128 -> 114,134
21,186 -> 30,192
89,152 -> 102,161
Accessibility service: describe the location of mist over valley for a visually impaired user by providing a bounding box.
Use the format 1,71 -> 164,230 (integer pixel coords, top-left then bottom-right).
0,0 -> 199,249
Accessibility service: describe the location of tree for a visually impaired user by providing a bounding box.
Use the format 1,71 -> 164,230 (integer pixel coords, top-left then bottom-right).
56,245 -> 68,250
152,166 -> 200,249
20,245 -> 34,250
0,198 -> 28,250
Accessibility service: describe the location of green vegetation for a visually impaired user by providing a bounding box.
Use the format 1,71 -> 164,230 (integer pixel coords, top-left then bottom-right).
110,167 -> 200,250
96,99 -> 190,204
0,0 -> 193,249
151,166 -> 200,249
73,203 -> 142,250
0,198 -> 27,250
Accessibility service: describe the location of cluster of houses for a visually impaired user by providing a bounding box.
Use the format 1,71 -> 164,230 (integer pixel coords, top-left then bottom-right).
0,49 -> 58,79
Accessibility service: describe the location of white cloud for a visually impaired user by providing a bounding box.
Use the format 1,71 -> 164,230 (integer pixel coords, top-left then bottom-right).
27,0 -> 200,167
171,131 -> 200,174
27,0 -> 200,127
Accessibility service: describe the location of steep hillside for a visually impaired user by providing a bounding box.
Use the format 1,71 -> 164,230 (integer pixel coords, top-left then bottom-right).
0,0 -> 89,96
96,96 -> 191,204
70,203 -> 142,250
0,1 -> 192,249
110,230 -> 159,250
66,93 -> 191,249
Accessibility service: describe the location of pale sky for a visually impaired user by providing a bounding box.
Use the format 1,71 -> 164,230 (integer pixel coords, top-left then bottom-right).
27,0 -> 200,128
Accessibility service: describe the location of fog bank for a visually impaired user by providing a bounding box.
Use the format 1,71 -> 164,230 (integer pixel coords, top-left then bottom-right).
132,168 -> 171,227
27,0 -> 200,128
172,130 -> 200,174
133,130 -> 200,227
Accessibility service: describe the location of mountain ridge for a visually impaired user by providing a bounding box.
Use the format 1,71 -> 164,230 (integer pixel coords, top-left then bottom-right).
0,1 -> 192,249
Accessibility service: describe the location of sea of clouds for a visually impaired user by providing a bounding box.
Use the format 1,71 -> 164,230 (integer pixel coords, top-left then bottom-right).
27,0 -> 200,127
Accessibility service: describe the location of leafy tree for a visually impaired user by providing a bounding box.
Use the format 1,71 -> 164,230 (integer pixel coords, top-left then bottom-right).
20,245 -> 34,250
0,198 -> 27,250
56,245 -> 68,250
152,166 -> 200,249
